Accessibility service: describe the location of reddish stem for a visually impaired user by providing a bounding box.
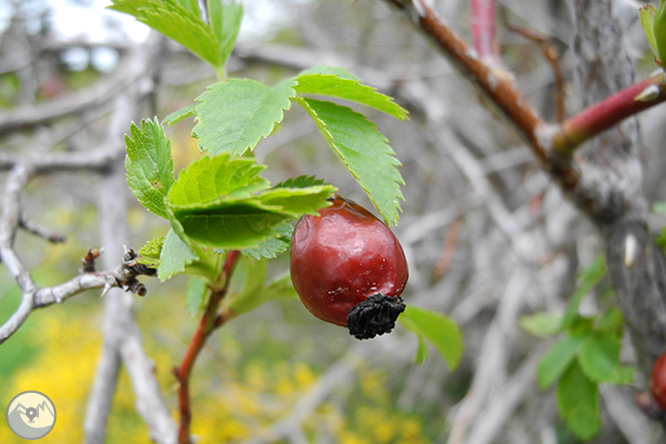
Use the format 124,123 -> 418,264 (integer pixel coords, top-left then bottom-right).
553,72 -> 666,154
470,0 -> 501,67
173,250 -> 240,444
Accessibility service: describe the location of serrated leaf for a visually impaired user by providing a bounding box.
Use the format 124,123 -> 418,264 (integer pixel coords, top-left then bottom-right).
157,229 -> 199,281
294,73 -> 408,121
561,255 -> 606,330
556,361 -> 601,441
297,97 -> 404,226
168,153 -> 268,209
537,335 -> 583,390
520,312 -> 563,338
299,65 -> 361,80
655,0 -> 666,65
137,236 -> 165,267
640,5 -> 659,58
578,333 -> 621,383
257,185 -> 336,218
241,222 -> 294,260
275,175 -> 325,189
227,272 -> 297,315
163,104 -> 196,126
125,118 -> 175,219
108,0 -> 224,71
186,276 -> 210,316
168,153 -> 333,250
207,0 -> 243,66
193,78 -> 297,155
398,305 -> 463,370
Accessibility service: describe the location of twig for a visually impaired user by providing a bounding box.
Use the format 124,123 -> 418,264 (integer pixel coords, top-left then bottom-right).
470,0 -> 502,68
19,211 -> 66,243
173,250 -> 241,444
431,215 -> 463,283
505,21 -> 567,122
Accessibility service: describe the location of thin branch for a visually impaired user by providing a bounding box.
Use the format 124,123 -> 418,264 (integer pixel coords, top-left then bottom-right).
470,0 -> 502,68
19,211 -> 66,243
553,71 -> 666,154
505,21 -> 567,122
173,250 -> 241,444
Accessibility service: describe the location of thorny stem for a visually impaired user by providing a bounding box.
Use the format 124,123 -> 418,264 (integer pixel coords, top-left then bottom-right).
553,71 -> 666,154
173,250 -> 240,444
470,0 -> 502,68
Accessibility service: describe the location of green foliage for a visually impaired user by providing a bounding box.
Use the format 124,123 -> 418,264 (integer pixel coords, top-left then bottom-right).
166,153 -> 335,250
640,5 -> 659,59
125,118 -> 175,219
157,229 -> 200,281
137,236 -> 165,267
107,0 -> 242,77
521,256 -> 634,441
398,305 -> 464,371
193,79 -> 297,156
296,97 -> 404,226
556,361 -> 601,441
293,71 -> 409,121
186,276 -> 210,316
640,1 -> 666,65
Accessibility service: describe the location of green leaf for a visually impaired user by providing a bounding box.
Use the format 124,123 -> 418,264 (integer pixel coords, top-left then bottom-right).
640,5 -> 659,58
108,0 -> 224,71
297,97 -> 404,226
519,312 -> 563,338
157,229 -> 199,281
655,0 -> 666,65
241,222 -> 294,260
168,153 -> 334,250
207,0 -> 243,66
556,361 -> 601,441
137,236 -> 165,267
294,72 -> 408,121
610,365 -> 635,385
414,336 -> 429,365
168,153 -> 268,208
163,104 -> 196,126
596,308 -> 624,336
537,335 -> 583,390
656,226 -> 666,249
227,272 -> 298,315
275,175 -> 325,189
186,276 -> 210,316
398,305 -> 464,370
124,118 -> 175,219
561,255 -> 606,330
299,65 -> 360,80
193,78 -> 296,156
578,333 -> 621,383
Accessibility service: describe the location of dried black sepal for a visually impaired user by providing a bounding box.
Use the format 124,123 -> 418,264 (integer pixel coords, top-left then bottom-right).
346,294 -> 405,340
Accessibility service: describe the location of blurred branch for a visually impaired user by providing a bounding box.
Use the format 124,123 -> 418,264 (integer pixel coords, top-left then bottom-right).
470,0 -> 502,68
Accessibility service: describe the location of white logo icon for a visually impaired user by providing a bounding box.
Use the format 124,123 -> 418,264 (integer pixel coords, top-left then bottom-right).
6,391 -> 56,440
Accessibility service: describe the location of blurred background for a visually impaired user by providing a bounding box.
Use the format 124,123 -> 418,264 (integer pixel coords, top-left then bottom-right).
1,0 -> 665,443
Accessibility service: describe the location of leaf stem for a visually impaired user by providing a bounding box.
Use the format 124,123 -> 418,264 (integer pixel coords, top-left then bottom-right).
173,250 -> 240,444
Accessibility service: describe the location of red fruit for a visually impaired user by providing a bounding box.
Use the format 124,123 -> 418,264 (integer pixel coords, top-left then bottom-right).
290,195 -> 408,339
650,351 -> 666,410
